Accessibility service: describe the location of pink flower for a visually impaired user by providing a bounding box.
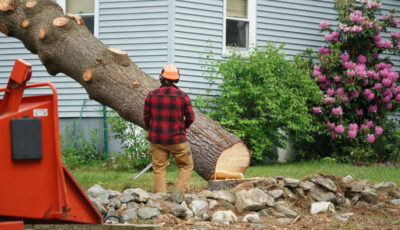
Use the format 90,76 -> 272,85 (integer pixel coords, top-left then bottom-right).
374,34 -> 381,42
348,130 -> 357,139
366,121 -> 373,128
336,87 -> 344,95
351,25 -> 363,33
327,122 -> 336,130
351,90 -> 360,98
312,107 -> 322,114
331,132 -> 337,140
368,104 -> 378,113
386,103 -> 393,110
364,89 -> 371,96
349,123 -> 358,131
375,126 -> 383,136
396,94 -> 400,101
335,125 -> 345,134
326,88 -> 335,96
356,109 -> 364,116
340,53 -> 349,62
373,53 -> 379,59
391,32 -> 400,38
367,93 -> 375,101
358,55 -> 367,64
393,18 -> 399,27
374,83 -> 382,90
332,106 -> 343,116
334,76 -> 341,82
368,70 -> 376,78
366,134 -> 376,144
382,78 -> 392,87
344,61 -> 355,69
320,21 -> 328,29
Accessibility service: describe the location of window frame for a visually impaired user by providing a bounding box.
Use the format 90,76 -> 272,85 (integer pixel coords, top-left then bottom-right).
223,0 -> 256,57
56,0 -> 99,37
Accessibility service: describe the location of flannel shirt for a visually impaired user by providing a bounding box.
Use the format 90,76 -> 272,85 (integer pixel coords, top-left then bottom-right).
143,84 -> 195,144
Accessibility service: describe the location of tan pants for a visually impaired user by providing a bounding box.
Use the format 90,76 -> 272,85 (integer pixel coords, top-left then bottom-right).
150,142 -> 193,193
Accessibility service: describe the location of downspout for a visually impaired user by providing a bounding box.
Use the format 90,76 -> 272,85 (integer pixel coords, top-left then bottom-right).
103,105 -> 108,159
168,0 -> 175,64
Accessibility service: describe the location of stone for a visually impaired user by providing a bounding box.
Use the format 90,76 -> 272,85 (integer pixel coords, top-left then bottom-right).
361,187 -> 378,204
349,180 -> 368,193
212,210 -> 237,225
171,203 -> 186,218
334,212 -> 354,222
131,188 -> 150,202
277,218 -> 291,224
150,192 -> 164,200
181,201 -> 194,220
119,203 -> 127,211
209,199 -> 219,211
269,189 -> 284,199
202,213 -> 211,221
105,209 -> 120,224
253,177 -> 277,188
311,175 -> 337,192
309,185 -> 337,203
120,194 -> 135,203
391,199 -> 400,205
109,198 -> 121,209
87,184 -> 106,199
171,189 -> 185,204
190,200 -> 208,217
274,204 -> 298,218
122,209 -> 138,223
283,187 -> 296,201
284,178 -> 300,187
342,175 -> 353,183
138,207 -> 160,219
374,181 -> 397,191
235,188 -> 274,213
198,190 -> 216,199
107,189 -> 121,199
127,201 -> 139,210
243,213 -> 261,223
295,187 -> 305,196
310,201 -> 335,214
97,190 -> 110,205
146,199 -> 162,210
92,200 -> 107,215
299,180 -> 315,191
214,190 -> 235,203
184,194 -> 199,203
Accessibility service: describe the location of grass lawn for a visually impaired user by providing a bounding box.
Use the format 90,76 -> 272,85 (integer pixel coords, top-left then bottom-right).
70,161 -> 400,192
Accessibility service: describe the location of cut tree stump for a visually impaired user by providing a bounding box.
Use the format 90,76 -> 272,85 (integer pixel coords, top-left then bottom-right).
208,177 -> 265,191
0,0 -> 251,180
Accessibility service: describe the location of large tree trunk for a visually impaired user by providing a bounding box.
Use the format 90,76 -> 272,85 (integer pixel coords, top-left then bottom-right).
0,0 -> 251,180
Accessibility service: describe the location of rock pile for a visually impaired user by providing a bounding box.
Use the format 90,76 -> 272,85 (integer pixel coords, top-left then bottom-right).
86,174 -> 400,228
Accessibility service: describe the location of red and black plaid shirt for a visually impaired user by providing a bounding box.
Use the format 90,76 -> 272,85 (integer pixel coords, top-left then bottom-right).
143,84 -> 195,144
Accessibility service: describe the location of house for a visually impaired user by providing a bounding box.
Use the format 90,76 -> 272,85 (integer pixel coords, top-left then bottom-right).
0,0 -> 399,155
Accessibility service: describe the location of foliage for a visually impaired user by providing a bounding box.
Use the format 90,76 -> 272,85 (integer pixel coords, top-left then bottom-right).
107,111 -> 151,170
304,0 -> 400,161
197,44 -> 322,161
374,118 -> 400,162
60,121 -> 103,169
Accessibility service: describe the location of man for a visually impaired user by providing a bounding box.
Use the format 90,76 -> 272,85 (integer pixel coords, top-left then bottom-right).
143,64 -> 195,193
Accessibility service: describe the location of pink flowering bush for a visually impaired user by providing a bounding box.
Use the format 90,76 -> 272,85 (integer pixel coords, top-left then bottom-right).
308,0 -> 400,162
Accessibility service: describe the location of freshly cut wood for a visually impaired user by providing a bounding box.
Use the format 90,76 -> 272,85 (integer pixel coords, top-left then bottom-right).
53,17 -> 68,27
21,19 -> 29,28
25,1 -> 37,8
108,47 -> 127,56
0,23 -> 8,35
209,171 -> 244,180
0,0 -> 251,181
67,14 -> 83,25
0,0 -> 15,11
39,27 -> 46,39
83,69 -> 93,82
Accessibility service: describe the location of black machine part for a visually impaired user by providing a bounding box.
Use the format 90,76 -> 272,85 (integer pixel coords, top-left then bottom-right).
10,117 -> 43,160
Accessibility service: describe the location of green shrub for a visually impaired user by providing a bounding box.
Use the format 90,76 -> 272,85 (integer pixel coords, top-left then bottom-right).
60,121 -> 103,169
107,111 -> 151,170
197,44 -> 322,162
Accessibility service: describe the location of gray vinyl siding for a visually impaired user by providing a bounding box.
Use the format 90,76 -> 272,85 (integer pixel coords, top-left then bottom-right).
98,0 -> 169,78
174,0 -> 223,97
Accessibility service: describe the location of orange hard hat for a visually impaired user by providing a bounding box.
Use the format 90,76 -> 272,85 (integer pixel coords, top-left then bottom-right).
161,64 -> 180,80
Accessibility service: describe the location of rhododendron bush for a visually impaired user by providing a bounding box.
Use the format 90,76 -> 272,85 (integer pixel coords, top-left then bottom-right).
309,0 -> 400,161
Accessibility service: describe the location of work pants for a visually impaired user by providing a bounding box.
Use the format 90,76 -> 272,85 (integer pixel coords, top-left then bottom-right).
150,141 -> 193,193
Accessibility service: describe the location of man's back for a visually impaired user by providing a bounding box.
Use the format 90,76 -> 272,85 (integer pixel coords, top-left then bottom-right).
144,85 -> 194,145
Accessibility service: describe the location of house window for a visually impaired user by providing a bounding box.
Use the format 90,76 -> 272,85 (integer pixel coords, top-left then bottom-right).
57,0 -> 95,35
224,0 -> 256,55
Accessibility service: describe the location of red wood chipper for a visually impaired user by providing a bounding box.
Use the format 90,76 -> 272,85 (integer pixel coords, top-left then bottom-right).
0,59 -> 103,228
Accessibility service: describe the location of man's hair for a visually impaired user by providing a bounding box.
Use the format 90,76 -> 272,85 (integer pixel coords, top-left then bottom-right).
160,76 -> 178,85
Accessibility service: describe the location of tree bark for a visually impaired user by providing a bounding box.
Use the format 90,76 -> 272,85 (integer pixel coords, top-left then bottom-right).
0,0 -> 251,180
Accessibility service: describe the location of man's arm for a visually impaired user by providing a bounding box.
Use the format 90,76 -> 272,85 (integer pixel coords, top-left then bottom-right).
143,95 -> 151,130
184,95 -> 195,129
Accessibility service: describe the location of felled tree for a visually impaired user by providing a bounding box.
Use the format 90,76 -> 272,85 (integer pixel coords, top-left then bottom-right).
311,0 -> 400,161
0,0 -> 251,180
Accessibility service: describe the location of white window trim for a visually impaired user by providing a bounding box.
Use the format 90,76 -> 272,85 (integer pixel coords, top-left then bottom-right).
223,0 -> 256,57
56,0 -> 99,37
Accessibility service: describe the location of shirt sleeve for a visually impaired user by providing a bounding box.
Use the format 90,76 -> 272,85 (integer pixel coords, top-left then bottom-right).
184,94 -> 195,129
143,94 -> 151,130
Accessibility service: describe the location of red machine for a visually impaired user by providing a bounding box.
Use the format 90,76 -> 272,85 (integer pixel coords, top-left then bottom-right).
0,59 -> 102,225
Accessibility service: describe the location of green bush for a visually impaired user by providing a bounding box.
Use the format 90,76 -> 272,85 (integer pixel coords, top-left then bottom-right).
60,121 -> 103,169
197,44 -> 322,162
107,111 -> 151,170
